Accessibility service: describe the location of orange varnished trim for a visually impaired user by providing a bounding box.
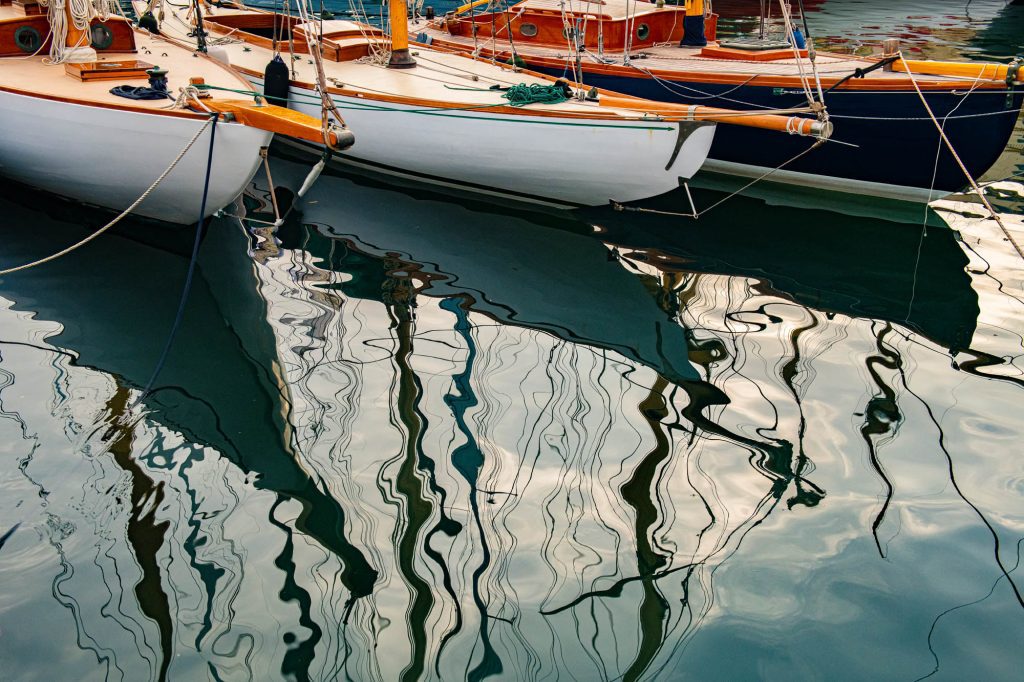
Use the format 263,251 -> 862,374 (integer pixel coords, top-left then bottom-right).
291,26 -> 391,62
64,0 -> 89,52
441,7 -> 686,52
196,97 -> 335,144
229,61 -> 812,128
0,82 -> 212,119
390,0 -> 410,52
599,93 -> 823,134
204,15 -> 313,54
64,59 -> 154,81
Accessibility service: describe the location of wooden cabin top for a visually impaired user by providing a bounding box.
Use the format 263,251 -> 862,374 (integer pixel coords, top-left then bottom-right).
0,5 -> 255,116
434,0 -> 691,51
511,0 -> 681,21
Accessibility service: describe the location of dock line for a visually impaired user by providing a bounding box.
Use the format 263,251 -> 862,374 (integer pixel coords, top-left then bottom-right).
899,53 -> 1024,264
0,114 -> 219,277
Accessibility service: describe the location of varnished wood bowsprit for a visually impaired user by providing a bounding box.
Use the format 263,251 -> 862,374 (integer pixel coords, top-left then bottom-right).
192,95 -> 350,148
598,93 -> 831,138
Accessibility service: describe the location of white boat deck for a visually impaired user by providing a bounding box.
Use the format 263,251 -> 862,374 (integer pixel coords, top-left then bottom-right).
159,4 -> 673,118
0,6 -> 255,112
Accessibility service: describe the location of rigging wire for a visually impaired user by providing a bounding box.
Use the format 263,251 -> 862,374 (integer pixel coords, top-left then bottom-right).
899,52 -> 1024,264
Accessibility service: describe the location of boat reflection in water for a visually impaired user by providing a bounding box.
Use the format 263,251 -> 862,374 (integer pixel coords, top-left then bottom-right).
580,190 -> 980,354
0,184 -> 377,680
2,166 -> 1020,681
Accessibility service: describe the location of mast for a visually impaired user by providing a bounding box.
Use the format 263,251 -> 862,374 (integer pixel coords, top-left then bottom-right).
388,0 -> 416,68
63,0 -> 97,63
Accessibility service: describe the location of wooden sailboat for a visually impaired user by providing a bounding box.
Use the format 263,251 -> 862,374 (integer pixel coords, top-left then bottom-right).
0,0 -> 346,224
131,0 -> 829,208
411,0 -> 1024,203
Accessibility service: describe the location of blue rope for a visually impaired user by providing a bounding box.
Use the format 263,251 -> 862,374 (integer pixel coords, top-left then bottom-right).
136,113 -> 220,403
110,85 -> 174,101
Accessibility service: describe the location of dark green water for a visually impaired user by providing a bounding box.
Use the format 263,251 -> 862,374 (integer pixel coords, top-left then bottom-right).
2,3 -> 1024,680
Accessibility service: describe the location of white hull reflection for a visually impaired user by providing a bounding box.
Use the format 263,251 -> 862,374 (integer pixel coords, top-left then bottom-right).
2,173 -> 1022,680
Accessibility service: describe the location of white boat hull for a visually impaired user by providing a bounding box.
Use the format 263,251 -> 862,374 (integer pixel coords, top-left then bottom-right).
0,89 -> 272,224
248,75 -> 715,207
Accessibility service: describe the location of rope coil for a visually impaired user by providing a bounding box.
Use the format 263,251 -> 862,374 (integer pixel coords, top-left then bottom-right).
501,82 -> 569,106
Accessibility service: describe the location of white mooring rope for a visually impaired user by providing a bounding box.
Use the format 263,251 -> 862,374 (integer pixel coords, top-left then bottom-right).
0,116 -> 218,277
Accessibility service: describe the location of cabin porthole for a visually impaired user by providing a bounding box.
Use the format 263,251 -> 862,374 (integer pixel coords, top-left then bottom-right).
91,24 -> 114,50
637,23 -> 650,40
520,23 -> 538,37
14,26 -> 42,54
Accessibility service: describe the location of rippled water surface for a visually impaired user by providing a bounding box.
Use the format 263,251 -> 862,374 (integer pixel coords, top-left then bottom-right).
2,3 -> 1024,681
713,0 -> 1024,60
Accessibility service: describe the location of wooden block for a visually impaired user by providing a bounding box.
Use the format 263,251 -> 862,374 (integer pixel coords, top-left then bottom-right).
64,59 -> 156,81
700,44 -> 808,62
12,0 -> 44,16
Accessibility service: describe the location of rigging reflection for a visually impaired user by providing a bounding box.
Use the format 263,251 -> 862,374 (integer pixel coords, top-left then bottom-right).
2,154 -> 1015,680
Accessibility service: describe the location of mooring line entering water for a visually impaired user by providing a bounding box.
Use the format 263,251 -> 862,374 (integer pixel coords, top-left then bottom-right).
900,53 -> 1024,264
0,114 -> 219,278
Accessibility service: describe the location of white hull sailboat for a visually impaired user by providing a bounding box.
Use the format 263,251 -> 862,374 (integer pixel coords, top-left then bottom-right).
133,1 -> 829,208
409,0 -> 1023,204
0,86 -> 272,224
0,1 -> 344,225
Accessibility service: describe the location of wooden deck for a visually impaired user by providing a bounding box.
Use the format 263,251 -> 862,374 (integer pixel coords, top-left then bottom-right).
0,6 -> 256,114
156,4 -> 680,118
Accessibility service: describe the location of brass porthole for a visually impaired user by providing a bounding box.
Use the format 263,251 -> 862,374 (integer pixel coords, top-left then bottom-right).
520,23 -> 538,37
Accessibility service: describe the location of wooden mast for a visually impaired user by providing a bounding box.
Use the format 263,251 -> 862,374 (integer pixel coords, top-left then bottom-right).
388,0 -> 416,68
63,0 -> 97,63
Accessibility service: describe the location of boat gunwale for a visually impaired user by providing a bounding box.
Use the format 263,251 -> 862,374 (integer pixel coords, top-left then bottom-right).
233,61 -> 698,125
197,24 -> 718,124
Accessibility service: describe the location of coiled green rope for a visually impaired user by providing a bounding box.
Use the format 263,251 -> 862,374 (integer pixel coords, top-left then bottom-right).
501,83 -> 569,106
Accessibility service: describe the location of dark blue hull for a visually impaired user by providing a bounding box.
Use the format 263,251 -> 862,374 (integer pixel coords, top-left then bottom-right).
532,64 -> 1024,194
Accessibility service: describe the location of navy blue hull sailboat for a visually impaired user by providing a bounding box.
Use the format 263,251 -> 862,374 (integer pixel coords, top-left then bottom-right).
412,0 -> 1023,203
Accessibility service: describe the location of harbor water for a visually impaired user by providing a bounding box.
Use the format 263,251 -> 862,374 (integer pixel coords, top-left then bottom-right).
2,1 -> 1024,680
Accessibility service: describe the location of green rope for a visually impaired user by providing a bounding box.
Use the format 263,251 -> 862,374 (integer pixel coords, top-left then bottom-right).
501,83 -> 568,106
